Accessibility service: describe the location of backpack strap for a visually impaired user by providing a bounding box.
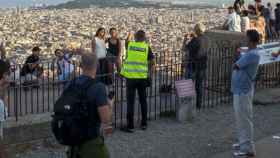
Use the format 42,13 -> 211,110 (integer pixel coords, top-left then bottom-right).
66,77 -> 96,103
76,77 -> 96,99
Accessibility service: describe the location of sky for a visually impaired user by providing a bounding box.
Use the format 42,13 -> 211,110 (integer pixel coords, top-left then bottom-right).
0,0 -> 279,8
0,0 -> 69,8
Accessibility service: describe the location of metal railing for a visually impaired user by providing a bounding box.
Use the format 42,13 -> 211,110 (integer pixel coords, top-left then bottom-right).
6,46 -> 280,127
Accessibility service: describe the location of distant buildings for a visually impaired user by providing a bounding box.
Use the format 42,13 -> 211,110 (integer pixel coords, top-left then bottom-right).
0,7 -> 227,64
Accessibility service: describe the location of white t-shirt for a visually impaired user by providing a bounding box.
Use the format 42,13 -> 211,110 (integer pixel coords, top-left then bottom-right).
241,16 -> 250,33
95,37 -> 107,59
227,12 -> 241,32
269,6 -> 276,20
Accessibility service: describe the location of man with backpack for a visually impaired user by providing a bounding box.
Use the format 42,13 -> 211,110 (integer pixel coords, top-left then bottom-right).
52,52 -> 113,158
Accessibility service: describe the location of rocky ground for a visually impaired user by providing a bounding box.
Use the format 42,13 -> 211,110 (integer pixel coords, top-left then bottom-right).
4,103 -> 280,158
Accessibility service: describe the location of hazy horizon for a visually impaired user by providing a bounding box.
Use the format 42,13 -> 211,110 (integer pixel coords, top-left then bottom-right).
0,0 -> 279,8
0,0 -> 69,8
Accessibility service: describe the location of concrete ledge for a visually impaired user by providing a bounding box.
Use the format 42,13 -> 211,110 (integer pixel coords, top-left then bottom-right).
205,30 -> 246,49
254,88 -> 280,105
5,112 -> 52,129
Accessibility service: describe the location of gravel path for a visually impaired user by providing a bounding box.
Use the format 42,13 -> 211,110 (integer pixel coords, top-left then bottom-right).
7,103 -> 280,158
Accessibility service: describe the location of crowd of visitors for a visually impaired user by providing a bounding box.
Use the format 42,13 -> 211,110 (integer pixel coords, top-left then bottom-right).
0,27 -> 123,90
0,1 -> 279,158
224,0 -> 280,43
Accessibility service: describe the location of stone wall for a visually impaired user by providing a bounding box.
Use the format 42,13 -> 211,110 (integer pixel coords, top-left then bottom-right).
204,30 -> 247,50
203,30 -> 247,93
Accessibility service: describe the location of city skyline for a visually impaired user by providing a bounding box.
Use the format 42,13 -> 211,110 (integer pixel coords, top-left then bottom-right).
1,0 -> 279,8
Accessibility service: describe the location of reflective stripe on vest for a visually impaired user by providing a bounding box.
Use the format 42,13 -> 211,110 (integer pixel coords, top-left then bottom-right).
120,42 -> 149,79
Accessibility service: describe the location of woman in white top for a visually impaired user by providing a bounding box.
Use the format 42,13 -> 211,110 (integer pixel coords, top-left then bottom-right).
241,10 -> 251,33
92,28 -> 112,85
0,59 -> 10,158
92,28 -> 107,60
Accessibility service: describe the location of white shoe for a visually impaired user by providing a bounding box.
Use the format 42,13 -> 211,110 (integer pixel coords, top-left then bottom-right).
232,143 -> 240,150
233,151 -> 256,157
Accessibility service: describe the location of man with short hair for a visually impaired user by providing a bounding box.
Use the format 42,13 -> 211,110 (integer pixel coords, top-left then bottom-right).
0,59 -> 10,158
224,6 -> 242,32
234,0 -> 245,14
231,30 -> 261,157
121,30 -> 155,132
20,46 -> 43,82
67,52 -> 112,158
53,49 -> 74,81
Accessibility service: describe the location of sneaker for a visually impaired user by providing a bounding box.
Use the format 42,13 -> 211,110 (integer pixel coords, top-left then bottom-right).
120,127 -> 134,133
233,151 -> 256,157
232,143 -> 240,150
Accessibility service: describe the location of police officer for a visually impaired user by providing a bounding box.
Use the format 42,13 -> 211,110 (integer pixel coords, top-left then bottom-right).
121,30 -> 155,133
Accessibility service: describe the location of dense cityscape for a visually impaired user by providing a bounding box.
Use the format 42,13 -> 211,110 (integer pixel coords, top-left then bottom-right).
0,7 -> 226,64
0,0 -> 280,158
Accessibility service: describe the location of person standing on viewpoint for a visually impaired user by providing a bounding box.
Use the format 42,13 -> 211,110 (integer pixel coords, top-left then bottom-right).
64,53 -> 113,158
275,3 -> 280,36
106,28 -> 122,74
184,23 -> 208,110
92,28 -> 111,85
241,10 -> 251,33
53,49 -> 75,81
120,30 -> 155,133
223,6 -> 241,32
0,60 -> 10,158
231,30 -> 261,157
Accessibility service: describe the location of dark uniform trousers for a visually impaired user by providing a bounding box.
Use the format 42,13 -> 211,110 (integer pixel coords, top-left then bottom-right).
126,79 -> 148,128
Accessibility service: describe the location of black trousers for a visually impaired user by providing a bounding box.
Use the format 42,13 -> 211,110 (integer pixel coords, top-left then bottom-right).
97,58 -> 112,85
126,79 -> 148,128
194,70 -> 206,109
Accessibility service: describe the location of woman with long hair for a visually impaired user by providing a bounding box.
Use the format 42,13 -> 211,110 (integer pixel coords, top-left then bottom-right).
107,28 -> 122,74
92,27 -> 112,85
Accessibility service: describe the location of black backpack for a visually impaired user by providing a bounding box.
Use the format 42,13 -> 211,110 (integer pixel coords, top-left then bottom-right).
51,78 -> 95,146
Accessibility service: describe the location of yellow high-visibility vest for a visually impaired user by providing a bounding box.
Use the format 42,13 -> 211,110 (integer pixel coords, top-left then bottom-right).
121,41 -> 149,79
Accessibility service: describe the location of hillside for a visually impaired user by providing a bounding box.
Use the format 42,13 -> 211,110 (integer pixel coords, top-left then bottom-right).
48,0 -> 142,9
48,0 -> 216,9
